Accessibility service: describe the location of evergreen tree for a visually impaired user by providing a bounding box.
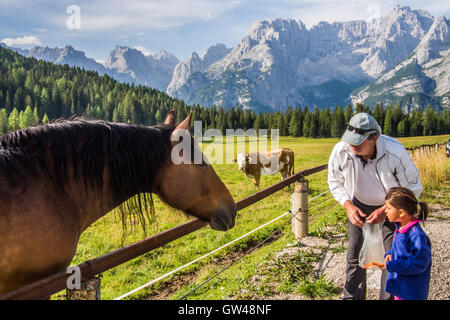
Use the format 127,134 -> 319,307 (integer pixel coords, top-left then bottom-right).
393,104 -> 403,128
331,105 -> 346,137
397,119 -> 406,137
283,108 -> 291,136
275,112 -> 285,136
354,102 -> 365,114
409,109 -> 423,136
42,114 -> 49,124
227,106 -> 236,129
216,107 -> 226,134
422,104 -> 435,136
5,91 -> 12,111
310,107 -> 320,137
19,105 -> 36,128
0,108 -> 8,134
155,109 -> 163,124
13,87 -> 24,110
373,103 -> 384,130
50,85 -> 61,119
384,106 -> 395,136
254,113 -> 264,135
8,107 -> 19,131
319,107 -> 332,137
288,112 -> 301,137
40,87 -> 51,118
112,106 -> 120,123
243,109 -> 252,130
344,104 -> 353,124
33,107 -> 40,125
296,107 -> 304,136
303,112 -> 312,137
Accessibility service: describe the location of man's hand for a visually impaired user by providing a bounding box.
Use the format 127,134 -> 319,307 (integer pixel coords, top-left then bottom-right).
366,205 -> 386,224
343,200 -> 366,228
384,254 -> 391,265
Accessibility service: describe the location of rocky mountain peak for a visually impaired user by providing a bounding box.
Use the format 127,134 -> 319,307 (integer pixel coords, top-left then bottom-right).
104,45 -> 179,90
200,43 -> 231,65
415,16 -> 450,64
167,6 -> 448,112
167,43 -> 231,95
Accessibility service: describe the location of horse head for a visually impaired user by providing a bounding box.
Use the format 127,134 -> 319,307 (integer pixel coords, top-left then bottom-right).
153,111 -> 236,231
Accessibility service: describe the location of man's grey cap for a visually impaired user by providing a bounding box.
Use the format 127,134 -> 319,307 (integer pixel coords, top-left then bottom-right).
342,113 -> 380,146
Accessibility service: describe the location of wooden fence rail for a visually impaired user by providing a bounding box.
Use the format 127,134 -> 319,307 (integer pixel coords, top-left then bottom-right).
0,164 -> 328,300
406,142 -> 447,159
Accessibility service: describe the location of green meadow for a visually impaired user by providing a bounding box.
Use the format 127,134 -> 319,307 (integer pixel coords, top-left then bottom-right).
59,134 -> 449,300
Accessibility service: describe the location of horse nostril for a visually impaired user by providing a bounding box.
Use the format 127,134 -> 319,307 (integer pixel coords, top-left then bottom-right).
209,205 -> 236,231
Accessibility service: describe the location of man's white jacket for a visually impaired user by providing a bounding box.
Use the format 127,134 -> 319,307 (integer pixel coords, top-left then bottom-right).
328,135 -> 423,206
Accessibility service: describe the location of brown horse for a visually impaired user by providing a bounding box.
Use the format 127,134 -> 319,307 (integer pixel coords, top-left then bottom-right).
0,111 -> 236,295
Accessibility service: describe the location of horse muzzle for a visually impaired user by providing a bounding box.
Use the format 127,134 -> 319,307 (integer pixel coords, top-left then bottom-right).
209,203 -> 237,231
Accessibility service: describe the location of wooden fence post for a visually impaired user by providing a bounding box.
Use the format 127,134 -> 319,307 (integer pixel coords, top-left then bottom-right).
66,277 -> 101,300
293,179 -> 309,239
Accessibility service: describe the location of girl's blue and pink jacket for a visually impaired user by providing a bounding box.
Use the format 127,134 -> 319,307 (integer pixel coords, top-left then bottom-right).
385,219 -> 432,300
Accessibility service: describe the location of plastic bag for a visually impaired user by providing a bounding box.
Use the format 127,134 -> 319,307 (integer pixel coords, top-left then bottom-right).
359,223 -> 385,269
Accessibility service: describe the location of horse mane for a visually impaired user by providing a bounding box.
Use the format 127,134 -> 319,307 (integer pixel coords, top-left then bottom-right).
0,117 -> 175,236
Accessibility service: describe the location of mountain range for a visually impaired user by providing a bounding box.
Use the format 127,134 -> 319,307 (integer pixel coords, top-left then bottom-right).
0,43 -> 180,92
170,5 -> 449,112
2,5 -> 448,112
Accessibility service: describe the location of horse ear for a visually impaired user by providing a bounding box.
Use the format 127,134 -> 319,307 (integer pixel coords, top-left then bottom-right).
175,111 -> 193,131
164,110 -> 175,125
170,111 -> 193,148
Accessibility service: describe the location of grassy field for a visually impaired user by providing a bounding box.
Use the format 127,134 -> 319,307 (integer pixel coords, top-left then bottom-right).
57,134 -> 449,300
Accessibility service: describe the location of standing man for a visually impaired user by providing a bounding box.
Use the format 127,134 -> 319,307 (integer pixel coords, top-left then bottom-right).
328,112 -> 423,300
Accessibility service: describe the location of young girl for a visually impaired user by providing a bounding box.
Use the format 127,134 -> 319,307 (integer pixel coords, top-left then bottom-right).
383,187 -> 432,300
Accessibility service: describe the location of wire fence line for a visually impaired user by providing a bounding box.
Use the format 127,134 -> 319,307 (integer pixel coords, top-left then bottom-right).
117,190 -> 331,300
177,210 -> 294,300
176,191 -> 333,300
115,209 -> 293,300
115,190 -> 332,299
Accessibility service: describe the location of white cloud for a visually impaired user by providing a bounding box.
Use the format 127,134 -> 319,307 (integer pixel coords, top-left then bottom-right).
1,35 -> 43,47
61,0 -> 241,31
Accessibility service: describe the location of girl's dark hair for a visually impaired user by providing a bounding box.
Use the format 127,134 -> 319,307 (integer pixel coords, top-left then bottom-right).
385,187 -> 429,221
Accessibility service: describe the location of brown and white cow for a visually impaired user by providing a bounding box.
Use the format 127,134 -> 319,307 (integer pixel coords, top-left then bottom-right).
234,148 -> 294,187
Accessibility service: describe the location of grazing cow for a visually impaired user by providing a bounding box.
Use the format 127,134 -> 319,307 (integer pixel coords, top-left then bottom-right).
234,148 -> 294,187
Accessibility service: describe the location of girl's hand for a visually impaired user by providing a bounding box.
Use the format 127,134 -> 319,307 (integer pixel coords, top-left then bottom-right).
384,254 -> 391,265
363,262 -> 385,269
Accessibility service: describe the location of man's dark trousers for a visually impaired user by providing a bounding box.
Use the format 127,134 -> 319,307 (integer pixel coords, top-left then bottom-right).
343,197 -> 396,300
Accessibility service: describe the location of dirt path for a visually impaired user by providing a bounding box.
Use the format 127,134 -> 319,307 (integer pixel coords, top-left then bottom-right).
145,204 -> 448,300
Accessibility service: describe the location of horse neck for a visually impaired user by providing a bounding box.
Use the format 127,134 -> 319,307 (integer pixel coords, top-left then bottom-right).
74,123 -> 173,231
72,167 -> 116,232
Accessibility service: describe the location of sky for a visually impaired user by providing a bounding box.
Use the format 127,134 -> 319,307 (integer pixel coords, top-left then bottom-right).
0,0 -> 449,63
